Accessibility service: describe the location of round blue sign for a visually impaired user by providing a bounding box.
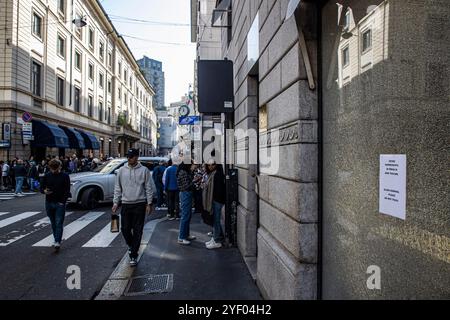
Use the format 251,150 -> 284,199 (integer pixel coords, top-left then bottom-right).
22,112 -> 33,123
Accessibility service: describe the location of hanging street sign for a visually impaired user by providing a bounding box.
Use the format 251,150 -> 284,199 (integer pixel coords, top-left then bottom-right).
179,116 -> 201,126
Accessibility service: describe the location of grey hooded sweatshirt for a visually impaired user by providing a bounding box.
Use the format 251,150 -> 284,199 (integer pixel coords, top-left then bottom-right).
113,162 -> 155,205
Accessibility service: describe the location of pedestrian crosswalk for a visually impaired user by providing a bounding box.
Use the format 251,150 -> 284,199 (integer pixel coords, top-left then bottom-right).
0,192 -> 38,202
0,210 -> 125,249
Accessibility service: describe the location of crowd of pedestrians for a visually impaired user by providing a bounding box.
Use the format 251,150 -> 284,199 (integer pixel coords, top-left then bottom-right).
151,157 -> 226,251
0,154 -> 106,196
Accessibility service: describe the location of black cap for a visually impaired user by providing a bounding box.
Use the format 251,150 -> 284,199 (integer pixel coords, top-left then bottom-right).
127,148 -> 140,158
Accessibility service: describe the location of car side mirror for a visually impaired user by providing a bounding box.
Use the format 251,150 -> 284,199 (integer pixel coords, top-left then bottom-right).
113,169 -> 119,175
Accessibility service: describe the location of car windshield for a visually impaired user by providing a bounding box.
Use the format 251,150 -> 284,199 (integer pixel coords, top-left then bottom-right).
93,159 -> 125,174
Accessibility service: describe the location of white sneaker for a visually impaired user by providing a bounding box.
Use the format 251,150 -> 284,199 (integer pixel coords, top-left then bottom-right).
178,239 -> 191,245
17,193 -> 25,197
207,232 -> 213,237
53,242 -> 61,251
206,239 -> 222,250
205,237 -> 215,246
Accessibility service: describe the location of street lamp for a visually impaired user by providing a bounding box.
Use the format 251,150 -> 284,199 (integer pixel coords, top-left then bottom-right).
73,16 -> 87,28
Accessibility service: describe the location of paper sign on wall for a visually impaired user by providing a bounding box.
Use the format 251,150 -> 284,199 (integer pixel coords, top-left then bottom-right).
379,155 -> 407,220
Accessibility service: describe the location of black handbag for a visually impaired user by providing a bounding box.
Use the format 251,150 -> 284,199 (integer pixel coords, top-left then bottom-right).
111,214 -> 120,233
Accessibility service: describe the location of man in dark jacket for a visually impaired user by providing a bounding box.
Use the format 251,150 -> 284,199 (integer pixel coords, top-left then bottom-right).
152,161 -> 166,210
13,159 -> 27,196
27,161 -> 39,192
40,159 -> 71,251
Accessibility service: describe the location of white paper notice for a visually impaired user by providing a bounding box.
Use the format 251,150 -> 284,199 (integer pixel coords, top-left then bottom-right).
379,155 -> 407,220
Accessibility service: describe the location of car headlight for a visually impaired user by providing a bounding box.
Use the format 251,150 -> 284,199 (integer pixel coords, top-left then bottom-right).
70,181 -> 81,186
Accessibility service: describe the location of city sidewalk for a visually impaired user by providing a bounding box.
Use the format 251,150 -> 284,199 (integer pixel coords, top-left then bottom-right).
121,211 -> 262,300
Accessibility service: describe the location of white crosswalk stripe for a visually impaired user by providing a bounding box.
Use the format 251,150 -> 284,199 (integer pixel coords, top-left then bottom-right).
0,212 -> 74,247
82,221 -> 121,248
0,192 -> 37,201
33,212 -> 105,247
0,212 -> 41,229
0,212 -> 10,217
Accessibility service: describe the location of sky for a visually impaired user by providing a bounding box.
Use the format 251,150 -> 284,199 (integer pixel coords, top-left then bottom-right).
100,0 -> 196,106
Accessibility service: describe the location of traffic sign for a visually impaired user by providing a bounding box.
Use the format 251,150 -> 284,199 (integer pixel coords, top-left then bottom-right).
179,116 -> 200,126
22,112 -> 33,123
0,140 -> 11,149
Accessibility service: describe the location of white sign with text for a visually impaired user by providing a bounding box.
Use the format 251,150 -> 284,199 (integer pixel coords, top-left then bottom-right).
379,155 -> 407,220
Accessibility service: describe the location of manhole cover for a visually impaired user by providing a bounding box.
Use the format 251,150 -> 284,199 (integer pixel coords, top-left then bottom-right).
124,274 -> 174,296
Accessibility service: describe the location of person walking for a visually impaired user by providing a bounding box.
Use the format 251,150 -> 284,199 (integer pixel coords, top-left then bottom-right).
203,160 -> 226,250
13,159 -> 27,196
112,149 -> 155,267
152,161 -> 166,210
164,159 -> 180,221
40,159 -> 71,251
27,160 -> 39,192
176,162 -> 196,245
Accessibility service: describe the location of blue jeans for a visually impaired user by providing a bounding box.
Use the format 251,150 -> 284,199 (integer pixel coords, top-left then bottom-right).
15,177 -> 24,194
213,201 -> 224,242
46,201 -> 66,243
156,183 -> 164,207
179,191 -> 193,240
28,178 -> 35,191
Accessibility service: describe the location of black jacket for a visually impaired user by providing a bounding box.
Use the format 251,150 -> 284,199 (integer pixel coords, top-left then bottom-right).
13,165 -> 27,178
212,167 -> 226,204
40,172 -> 71,203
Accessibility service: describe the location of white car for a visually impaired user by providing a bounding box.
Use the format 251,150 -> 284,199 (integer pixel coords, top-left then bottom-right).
68,157 -> 168,209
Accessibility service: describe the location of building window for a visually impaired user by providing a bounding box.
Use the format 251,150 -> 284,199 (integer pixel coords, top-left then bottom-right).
75,51 -> 82,71
88,28 -> 95,49
99,72 -> 104,88
32,12 -> 43,39
88,95 -> 93,117
124,93 -> 128,105
344,11 -> 351,30
107,107 -> 111,124
99,101 -> 104,122
118,63 -> 122,77
342,46 -> 350,67
31,61 -> 41,96
57,0 -> 66,17
88,63 -> 94,80
74,87 -> 81,113
57,35 -> 66,59
57,77 -> 65,106
124,70 -> 128,83
118,88 -> 121,100
108,80 -> 112,94
362,29 -> 372,53
99,41 -> 105,62
75,13 -> 83,40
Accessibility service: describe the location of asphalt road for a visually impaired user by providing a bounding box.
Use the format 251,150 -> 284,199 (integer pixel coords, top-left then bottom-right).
0,193 -> 162,300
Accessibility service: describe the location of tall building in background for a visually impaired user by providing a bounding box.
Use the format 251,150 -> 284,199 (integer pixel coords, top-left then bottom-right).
137,56 -> 165,110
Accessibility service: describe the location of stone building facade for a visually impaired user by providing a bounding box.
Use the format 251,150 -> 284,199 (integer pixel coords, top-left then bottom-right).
0,0 -> 156,161
193,0 -> 449,300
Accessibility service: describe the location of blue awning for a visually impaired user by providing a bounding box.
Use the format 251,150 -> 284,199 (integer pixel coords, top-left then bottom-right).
31,120 -> 70,148
75,129 -> 100,150
59,126 -> 86,149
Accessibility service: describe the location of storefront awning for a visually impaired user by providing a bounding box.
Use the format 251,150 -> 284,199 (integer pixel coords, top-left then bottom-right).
31,120 -> 70,149
59,126 -> 86,150
75,129 -> 100,150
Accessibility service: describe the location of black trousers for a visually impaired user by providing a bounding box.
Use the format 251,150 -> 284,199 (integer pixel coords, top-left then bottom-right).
121,202 -> 146,259
167,190 -> 180,218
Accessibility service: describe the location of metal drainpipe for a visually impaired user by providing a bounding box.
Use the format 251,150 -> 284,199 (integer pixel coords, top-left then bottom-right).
317,1 -> 324,301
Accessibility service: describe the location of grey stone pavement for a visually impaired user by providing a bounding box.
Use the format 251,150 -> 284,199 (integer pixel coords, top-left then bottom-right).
120,211 -> 262,300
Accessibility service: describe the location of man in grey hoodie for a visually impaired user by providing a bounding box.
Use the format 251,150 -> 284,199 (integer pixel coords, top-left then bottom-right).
112,148 -> 155,267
